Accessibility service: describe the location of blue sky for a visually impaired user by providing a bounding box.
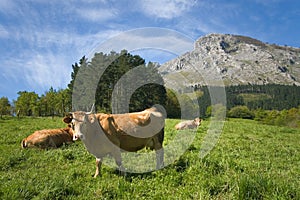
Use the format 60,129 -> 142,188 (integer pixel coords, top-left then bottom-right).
0,0 -> 300,101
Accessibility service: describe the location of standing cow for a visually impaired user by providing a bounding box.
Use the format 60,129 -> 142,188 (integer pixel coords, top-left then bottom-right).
21,126 -> 74,149
175,118 -> 202,130
63,106 -> 165,177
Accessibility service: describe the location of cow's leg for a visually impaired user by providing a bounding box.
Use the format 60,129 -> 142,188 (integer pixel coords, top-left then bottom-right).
115,159 -> 126,176
152,129 -> 164,170
112,150 -> 125,176
155,148 -> 164,169
94,158 -> 102,178
154,140 -> 164,170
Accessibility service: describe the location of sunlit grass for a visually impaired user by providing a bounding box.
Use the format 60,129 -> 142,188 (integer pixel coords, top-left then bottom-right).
0,117 -> 299,199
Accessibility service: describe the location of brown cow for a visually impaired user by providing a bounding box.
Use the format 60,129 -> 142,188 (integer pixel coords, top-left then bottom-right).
175,118 -> 202,130
63,106 -> 165,177
21,126 -> 74,149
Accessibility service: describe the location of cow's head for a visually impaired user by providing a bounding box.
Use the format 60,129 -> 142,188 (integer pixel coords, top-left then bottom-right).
194,118 -> 202,126
63,111 -> 96,141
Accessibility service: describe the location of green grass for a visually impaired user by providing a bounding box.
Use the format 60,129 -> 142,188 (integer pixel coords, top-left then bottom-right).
0,117 -> 299,199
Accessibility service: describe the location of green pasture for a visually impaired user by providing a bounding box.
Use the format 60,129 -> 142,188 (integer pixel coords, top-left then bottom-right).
0,117 -> 299,199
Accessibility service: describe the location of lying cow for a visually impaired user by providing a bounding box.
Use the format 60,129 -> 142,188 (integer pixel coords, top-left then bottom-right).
21,126 -> 74,149
63,106 -> 165,177
175,118 -> 202,130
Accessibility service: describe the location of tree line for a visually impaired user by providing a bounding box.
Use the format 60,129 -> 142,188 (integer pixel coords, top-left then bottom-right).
195,84 -> 300,128
195,84 -> 300,117
1,50 -> 300,122
0,88 -> 72,118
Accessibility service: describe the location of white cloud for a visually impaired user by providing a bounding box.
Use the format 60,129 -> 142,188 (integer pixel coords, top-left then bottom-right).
1,58 -> 25,84
75,7 -> 118,22
1,51 -> 71,93
0,0 -> 15,14
1,27 -> 123,96
4,23 -> 121,56
23,53 -> 70,90
0,25 -> 9,38
170,1 -> 242,35
60,0 -> 120,22
253,0 -> 283,5
88,28 -> 194,61
139,0 -> 196,19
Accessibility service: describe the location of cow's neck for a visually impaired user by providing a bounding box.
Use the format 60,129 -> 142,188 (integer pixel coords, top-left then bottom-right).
82,120 -> 102,144
81,119 -> 112,157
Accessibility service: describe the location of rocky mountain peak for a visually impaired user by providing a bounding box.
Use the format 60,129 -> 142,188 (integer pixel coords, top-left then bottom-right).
159,33 -> 300,87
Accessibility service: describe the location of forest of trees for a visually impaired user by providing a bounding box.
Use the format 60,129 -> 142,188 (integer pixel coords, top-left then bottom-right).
1,50 -> 300,128
68,50 -> 166,113
196,84 -> 300,128
195,84 -> 300,117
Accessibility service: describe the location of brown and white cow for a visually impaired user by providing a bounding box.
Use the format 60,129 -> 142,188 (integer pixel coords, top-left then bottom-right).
21,126 -> 74,149
175,118 -> 202,130
63,106 -> 165,177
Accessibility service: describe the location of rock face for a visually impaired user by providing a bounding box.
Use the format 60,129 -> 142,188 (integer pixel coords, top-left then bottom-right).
159,33 -> 300,87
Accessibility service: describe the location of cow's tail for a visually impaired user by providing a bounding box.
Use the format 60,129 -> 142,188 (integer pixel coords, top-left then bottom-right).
21,139 -> 27,148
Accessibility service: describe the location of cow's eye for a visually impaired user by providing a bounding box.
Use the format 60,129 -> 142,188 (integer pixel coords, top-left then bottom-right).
71,123 -> 75,130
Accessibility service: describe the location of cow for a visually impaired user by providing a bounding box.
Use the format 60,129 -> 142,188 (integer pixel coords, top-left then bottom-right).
21,126 -> 74,149
63,106 -> 165,177
175,118 -> 202,130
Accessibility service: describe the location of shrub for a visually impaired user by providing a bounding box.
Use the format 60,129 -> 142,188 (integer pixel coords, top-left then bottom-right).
228,106 -> 255,119
206,104 -> 227,120
254,107 -> 300,128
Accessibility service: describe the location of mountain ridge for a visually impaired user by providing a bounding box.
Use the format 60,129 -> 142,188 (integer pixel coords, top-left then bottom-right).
159,33 -> 300,87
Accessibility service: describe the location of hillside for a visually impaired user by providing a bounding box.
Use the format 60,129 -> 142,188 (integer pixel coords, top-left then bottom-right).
159,33 -> 300,87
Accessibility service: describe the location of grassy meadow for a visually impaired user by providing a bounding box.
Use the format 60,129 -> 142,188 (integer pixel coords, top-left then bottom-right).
0,116 -> 299,199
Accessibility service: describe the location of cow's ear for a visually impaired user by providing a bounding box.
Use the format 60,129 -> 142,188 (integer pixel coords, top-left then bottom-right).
88,115 -> 95,123
63,113 -> 73,124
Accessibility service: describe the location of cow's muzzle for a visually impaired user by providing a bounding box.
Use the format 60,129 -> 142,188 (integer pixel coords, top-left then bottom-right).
73,134 -> 79,141
73,133 -> 85,141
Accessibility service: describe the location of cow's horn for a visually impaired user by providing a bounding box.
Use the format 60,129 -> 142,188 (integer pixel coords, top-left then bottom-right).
86,103 -> 95,114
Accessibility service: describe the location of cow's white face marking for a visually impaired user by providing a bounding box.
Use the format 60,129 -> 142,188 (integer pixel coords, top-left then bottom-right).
71,113 -> 86,141
194,118 -> 201,126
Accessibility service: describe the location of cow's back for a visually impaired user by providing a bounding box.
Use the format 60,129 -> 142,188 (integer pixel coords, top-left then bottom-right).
175,121 -> 194,130
21,128 -> 73,149
97,109 -> 165,152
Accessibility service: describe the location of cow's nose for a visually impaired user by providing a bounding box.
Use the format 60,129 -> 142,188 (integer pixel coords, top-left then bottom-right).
73,135 -> 79,141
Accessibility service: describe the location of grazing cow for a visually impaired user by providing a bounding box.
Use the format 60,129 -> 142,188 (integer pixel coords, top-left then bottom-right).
175,118 -> 202,130
21,126 -> 74,149
63,106 -> 165,177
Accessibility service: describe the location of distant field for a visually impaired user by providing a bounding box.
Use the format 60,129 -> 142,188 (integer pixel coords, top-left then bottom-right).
0,117 -> 299,199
